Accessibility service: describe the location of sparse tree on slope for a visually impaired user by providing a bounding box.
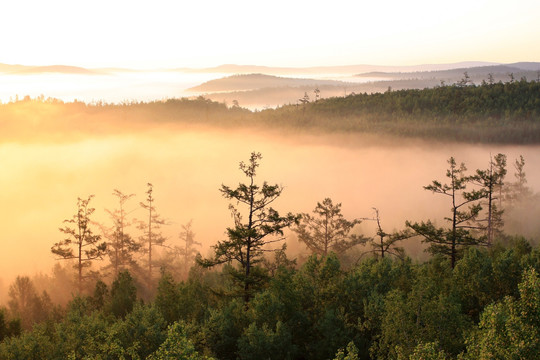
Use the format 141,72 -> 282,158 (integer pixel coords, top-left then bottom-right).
200,152 -> 298,303
473,153 -> 507,246
103,189 -> 140,276
177,220 -> 201,277
138,183 -> 168,284
362,208 -> 413,259
51,195 -> 107,293
294,198 -> 367,256
7,276 -> 52,330
407,157 -> 486,268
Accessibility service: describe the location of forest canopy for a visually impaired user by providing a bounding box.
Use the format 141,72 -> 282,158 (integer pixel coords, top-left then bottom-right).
1,148 -> 540,359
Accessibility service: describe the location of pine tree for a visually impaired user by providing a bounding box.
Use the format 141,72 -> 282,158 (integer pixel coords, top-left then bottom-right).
138,183 -> 168,284
52,195 -> 107,293
362,208 -> 413,259
407,157 -> 486,268
473,153 -> 507,245
103,189 -> 140,276
200,152 -> 298,303
294,198 -> 367,256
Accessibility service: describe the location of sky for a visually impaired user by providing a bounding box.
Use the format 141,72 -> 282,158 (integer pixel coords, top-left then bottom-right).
1,0 -> 539,69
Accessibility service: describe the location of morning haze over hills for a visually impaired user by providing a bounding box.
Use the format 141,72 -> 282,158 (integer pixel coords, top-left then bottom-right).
2,60 -> 533,75
1,61 -> 539,109
2,57 -> 540,359
3,0 -> 540,356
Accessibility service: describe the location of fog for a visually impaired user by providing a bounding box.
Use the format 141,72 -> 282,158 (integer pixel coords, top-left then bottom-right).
0,72 -> 221,104
1,125 -> 539,303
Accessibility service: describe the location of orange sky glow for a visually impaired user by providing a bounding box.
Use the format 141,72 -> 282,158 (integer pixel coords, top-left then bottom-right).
1,0 -> 539,69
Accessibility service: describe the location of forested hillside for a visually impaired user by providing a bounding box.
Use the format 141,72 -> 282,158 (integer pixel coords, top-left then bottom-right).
1,150 -> 539,359
260,78 -> 540,143
2,79 -> 539,144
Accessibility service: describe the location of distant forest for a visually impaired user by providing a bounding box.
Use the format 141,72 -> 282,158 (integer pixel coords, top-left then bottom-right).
2,78 -> 539,144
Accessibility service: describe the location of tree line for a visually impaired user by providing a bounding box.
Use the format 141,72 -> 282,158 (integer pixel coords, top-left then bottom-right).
2,78 -> 540,144
0,151 -> 539,359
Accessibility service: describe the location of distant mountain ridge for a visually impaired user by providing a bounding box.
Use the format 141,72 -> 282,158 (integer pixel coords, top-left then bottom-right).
176,62 -> 500,75
356,63 -> 540,78
188,73 -> 350,92
13,65 -> 102,75
3,61 -> 537,76
0,63 -> 34,73
0,63 -> 103,75
188,63 -> 540,109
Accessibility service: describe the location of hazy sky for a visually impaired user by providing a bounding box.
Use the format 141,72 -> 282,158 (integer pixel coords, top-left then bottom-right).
1,0 -> 539,68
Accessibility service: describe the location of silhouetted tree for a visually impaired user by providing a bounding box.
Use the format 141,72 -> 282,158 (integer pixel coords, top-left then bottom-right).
473,153 -> 507,245
508,72 -> 515,83
488,72 -> 495,85
458,71 -> 472,86
361,208 -> 413,259
407,157 -> 486,268
314,87 -> 321,102
7,276 -> 52,330
176,220 -> 201,277
103,189 -> 140,276
299,92 -> 310,116
294,198 -> 367,256
52,195 -> 107,293
200,152 -> 298,303
505,155 -> 532,204
138,183 -> 168,284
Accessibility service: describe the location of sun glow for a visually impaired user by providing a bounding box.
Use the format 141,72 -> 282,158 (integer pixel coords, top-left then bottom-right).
1,0 -> 539,69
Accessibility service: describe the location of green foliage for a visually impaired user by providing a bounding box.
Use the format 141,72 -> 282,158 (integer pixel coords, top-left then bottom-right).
45,299 -> 167,359
237,321 -> 297,360
374,261 -> 470,359
155,271 -> 182,324
108,270 -> 137,318
452,247 -> 494,320
89,279 -> 109,311
52,304 -> 111,359
290,254 -> 351,360
112,303 -> 168,359
247,266 -> 307,341
333,341 -> 360,360
0,308 -> 21,342
464,268 -> 540,359
400,341 -> 448,360
345,257 -> 415,357
0,323 -> 54,360
148,321 -> 212,360
202,299 -> 248,360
